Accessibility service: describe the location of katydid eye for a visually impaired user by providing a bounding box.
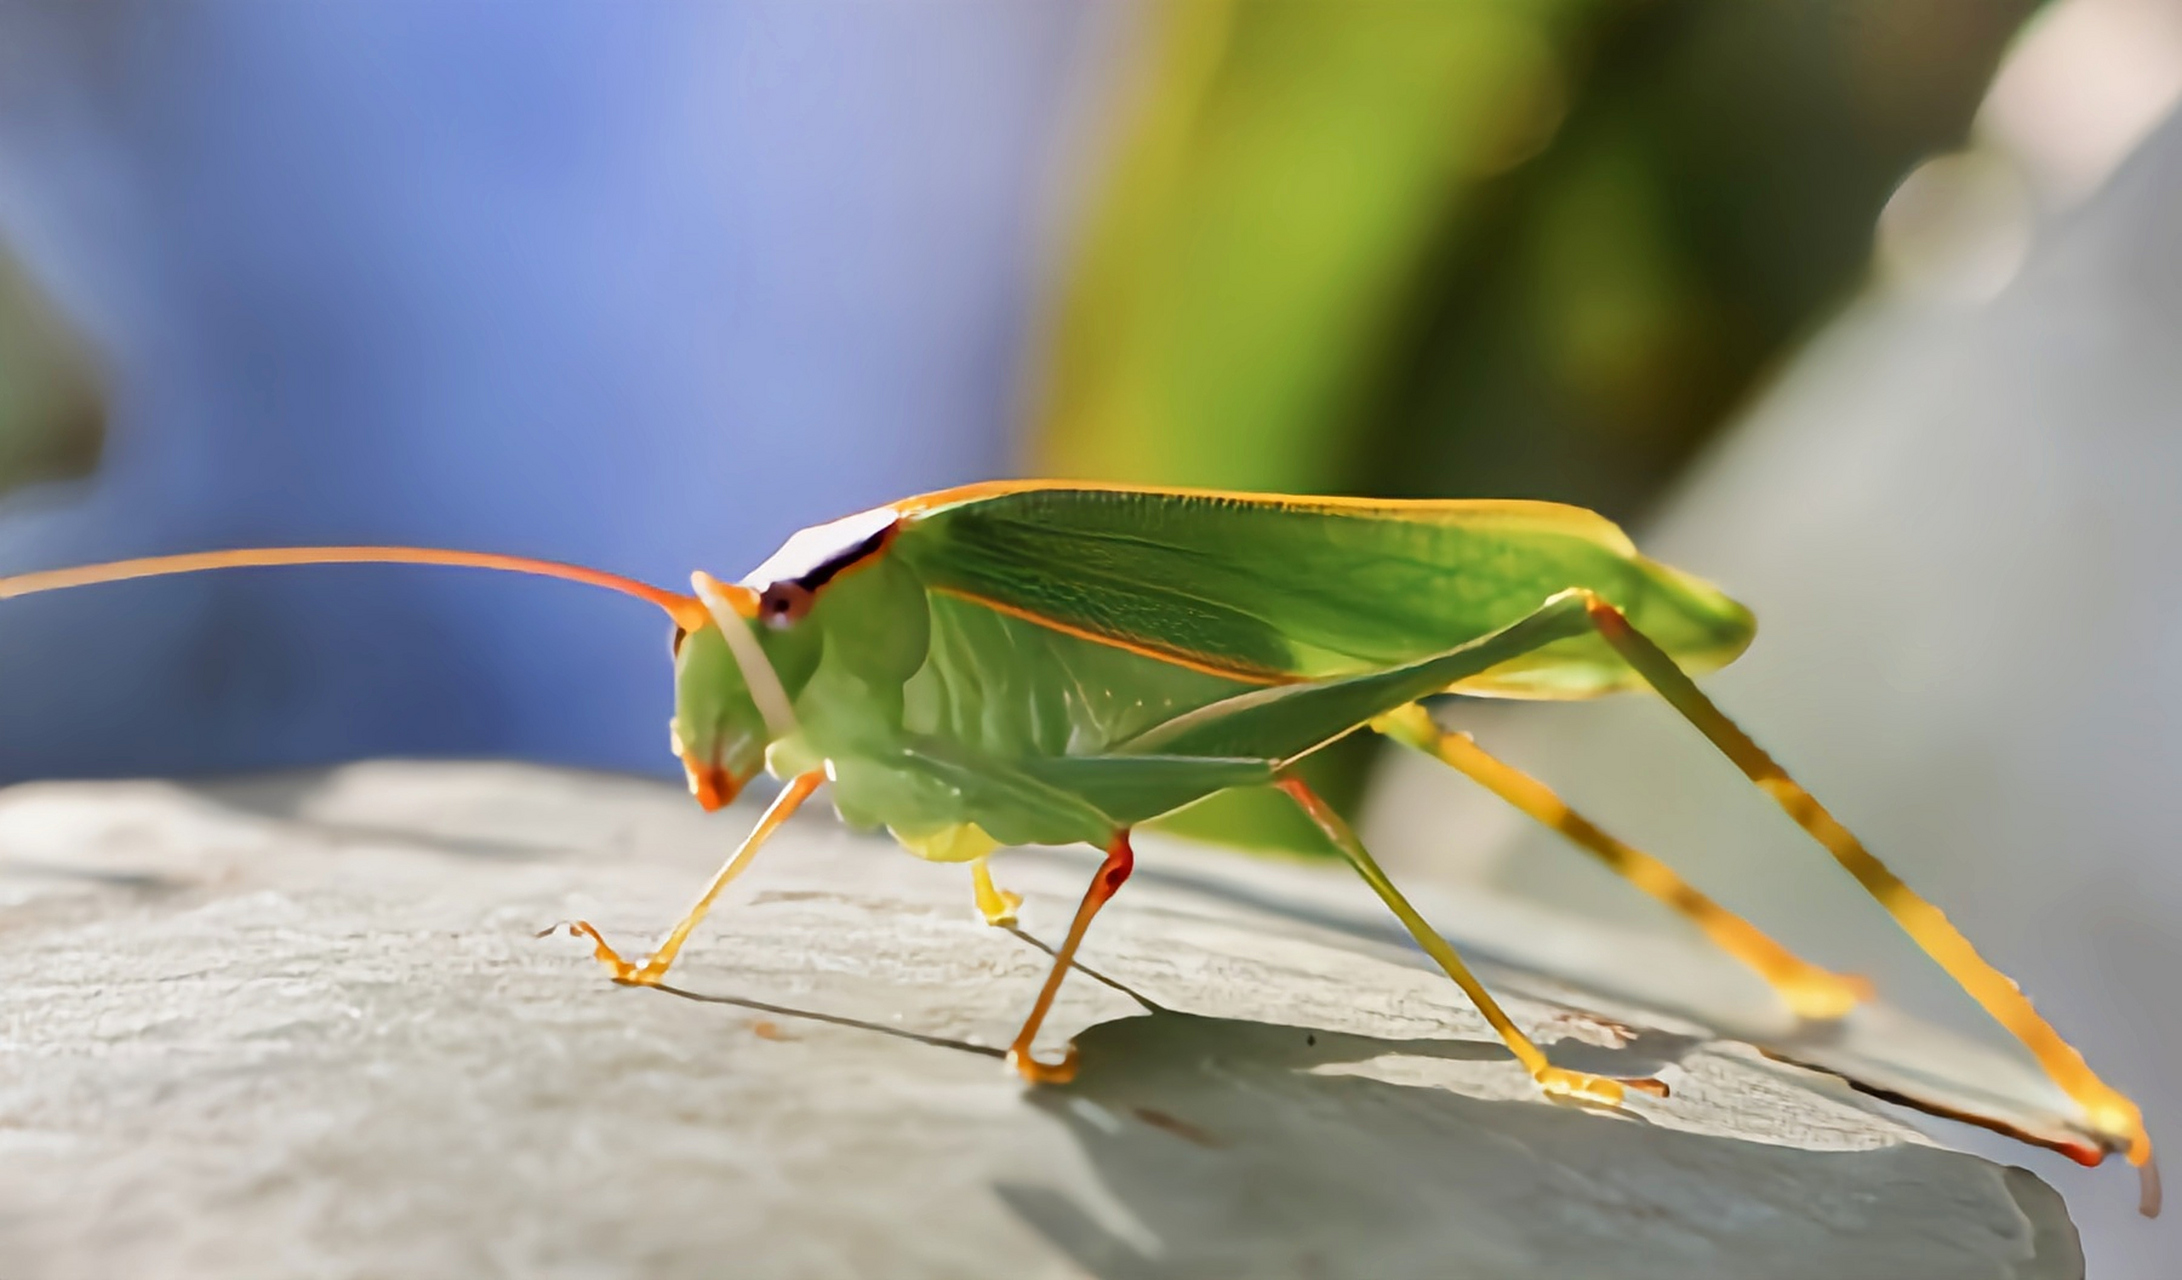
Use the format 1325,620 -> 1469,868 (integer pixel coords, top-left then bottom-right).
757,581 -> 813,628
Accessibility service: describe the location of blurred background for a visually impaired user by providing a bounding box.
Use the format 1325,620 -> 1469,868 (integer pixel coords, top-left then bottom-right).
2,1 -> 2178,1272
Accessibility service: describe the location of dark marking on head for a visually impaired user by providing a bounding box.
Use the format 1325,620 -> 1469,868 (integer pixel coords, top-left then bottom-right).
748,515 -> 899,628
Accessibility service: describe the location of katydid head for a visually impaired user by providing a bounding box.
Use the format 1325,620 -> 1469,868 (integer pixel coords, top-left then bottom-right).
667,623 -> 761,810
667,571 -> 814,811
667,604 -> 769,811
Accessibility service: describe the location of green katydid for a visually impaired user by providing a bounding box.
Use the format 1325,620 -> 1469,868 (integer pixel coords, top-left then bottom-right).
0,480 -> 2156,1214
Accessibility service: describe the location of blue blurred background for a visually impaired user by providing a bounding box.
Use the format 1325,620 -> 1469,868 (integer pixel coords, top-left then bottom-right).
0,1 -> 2048,790
0,2 -> 1106,779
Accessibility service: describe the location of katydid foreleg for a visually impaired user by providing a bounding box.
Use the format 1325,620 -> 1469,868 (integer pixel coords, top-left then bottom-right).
571,770 -> 826,986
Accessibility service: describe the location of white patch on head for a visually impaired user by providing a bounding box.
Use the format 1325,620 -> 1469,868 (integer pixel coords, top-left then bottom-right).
739,506 -> 901,590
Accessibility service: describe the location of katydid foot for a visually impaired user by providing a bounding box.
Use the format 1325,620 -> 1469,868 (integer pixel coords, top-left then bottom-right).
1535,1064 -> 1669,1106
562,920 -> 670,986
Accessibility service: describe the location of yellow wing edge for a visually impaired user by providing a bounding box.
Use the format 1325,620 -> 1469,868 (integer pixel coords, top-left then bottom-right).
890,479 -> 1639,557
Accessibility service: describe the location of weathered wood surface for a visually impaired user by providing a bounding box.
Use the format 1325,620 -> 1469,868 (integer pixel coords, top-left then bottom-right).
0,763 -> 2078,1278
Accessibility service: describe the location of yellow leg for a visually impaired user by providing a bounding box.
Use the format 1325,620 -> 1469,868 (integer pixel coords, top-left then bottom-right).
570,769 -> 825,986
971,856 -> 1023,927
1006,831 -> 1134,1084
1278,776 -> 1666,1106
1372,702 -> 1871,1020
1576,591 -> 2154,1199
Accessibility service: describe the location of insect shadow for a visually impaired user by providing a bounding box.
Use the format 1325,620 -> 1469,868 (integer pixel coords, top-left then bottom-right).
605,891 -> 2072,1280
999,1011 -> 2073,1280
648,971 -> 2067,1279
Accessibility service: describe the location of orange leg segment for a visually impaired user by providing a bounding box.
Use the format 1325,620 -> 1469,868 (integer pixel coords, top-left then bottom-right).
1006,830 -> 1135,1084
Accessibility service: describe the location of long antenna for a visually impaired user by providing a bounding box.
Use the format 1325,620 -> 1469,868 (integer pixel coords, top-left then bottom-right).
0,546 -> 712,632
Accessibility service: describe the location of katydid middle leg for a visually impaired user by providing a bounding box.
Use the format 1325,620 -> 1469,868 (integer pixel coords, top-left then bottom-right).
1277,776 -> 1668,1106
1370,701 -> 1871,1021
1005,830 -> 1135,1084
970,856 -> 1023,927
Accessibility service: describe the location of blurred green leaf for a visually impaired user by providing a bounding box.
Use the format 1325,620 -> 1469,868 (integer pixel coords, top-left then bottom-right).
1039,1 -> 1588,491
1032,0 -> 2037,853
0,244 -> 103,496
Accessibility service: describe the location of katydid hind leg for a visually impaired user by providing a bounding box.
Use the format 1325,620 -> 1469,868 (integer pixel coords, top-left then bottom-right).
571,770 -> 825,986
1006,831 -> 1135,1084
1276,776 -> 1667,1107
1371,702 -> 1871,1021
1572,590 -> 2155,1198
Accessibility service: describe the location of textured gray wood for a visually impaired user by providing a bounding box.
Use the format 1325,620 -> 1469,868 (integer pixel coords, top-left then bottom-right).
0,762 -> 2078,1278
